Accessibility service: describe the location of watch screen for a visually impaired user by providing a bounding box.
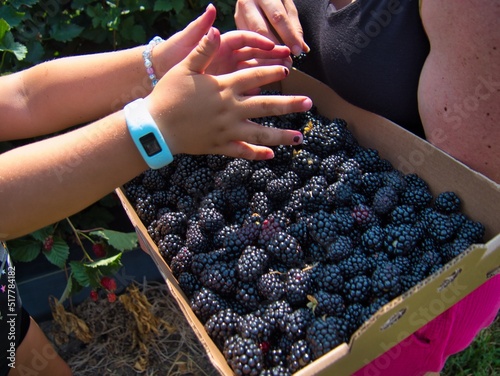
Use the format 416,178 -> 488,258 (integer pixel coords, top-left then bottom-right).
140,132 -> 162,156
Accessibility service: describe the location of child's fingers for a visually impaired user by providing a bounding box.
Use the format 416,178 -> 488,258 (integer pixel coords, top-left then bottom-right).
237,92 -> 313,120
183,27 -> 221,74
170,4 -> 217,47
221,30 -> 286,52
236,120 -> 304,147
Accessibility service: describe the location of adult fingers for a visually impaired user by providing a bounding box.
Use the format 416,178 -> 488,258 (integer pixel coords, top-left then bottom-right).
235,0 -> 281,45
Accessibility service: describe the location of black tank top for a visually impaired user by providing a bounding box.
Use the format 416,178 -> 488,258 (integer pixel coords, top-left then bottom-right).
295,0 -> 429,137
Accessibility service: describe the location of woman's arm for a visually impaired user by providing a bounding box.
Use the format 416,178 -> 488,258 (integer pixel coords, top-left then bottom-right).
419,0 -> 500,183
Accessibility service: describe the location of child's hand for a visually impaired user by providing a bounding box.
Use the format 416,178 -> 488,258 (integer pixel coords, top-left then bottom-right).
147,27 -> 312,161
154,4 -> 292,78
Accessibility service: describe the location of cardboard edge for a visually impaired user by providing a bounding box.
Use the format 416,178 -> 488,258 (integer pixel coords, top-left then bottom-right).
115,188 -> 234,376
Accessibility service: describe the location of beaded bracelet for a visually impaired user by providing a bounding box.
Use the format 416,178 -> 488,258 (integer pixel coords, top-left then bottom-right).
143,36 -> 164,88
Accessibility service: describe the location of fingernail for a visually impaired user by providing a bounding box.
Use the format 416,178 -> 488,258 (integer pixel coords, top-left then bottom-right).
284,67 -> 289,76
291,45 -> 302,56
303,43 -> 311,53
293,134 -> 303,144
207,27 -> 215,41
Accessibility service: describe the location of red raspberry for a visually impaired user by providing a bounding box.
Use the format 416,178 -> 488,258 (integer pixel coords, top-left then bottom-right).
92,243 -> 106,258
107,292 -> 117,303
90,290 -> 98,302
43,236 -> 54,252
100,276 -> 117,291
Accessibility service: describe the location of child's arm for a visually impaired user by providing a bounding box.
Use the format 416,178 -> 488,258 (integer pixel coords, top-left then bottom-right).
0,25 -> 311,241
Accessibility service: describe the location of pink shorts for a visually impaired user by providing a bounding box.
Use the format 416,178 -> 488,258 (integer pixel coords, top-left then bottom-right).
352,274 -> 500,376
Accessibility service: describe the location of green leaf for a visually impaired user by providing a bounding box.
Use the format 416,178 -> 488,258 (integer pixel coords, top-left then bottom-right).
153,0 -> 174,12
0,7 -> 25,28
6,238 -> 40,262
87,252 -> 123,277
30,225 -> 53,242
90,230 -> 137,252
59,276 -> 85,304
70,260 -> 92,287
0,19 -> 10,40
50,23 -> 84,42
0,30 -> 27,60
43,236 -> 69,268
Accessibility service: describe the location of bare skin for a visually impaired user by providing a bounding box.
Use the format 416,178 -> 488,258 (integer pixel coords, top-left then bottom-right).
0,6 -> 312,241
234,0 -> 500,183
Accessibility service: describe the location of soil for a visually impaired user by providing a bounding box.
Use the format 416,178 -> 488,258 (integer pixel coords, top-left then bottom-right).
40,280 -> 220,376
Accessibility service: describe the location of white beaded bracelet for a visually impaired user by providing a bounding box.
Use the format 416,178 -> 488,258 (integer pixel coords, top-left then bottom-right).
143,36 -> 164,88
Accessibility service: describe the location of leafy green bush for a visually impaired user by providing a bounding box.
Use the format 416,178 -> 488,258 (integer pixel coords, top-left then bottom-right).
0,0 -> 237,73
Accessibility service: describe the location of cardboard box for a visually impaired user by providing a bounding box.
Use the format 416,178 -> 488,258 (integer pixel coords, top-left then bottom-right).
116,69 -> 500,376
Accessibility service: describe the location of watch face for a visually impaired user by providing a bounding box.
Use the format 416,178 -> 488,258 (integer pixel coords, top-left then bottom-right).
140,132 -> 162,156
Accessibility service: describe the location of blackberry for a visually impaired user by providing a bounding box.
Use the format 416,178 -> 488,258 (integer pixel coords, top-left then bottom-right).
302,125 -> 338,158
400,184 -> 433,209
343,275 -> 372,304
286,221 -> 309,249
177,272 -> 200,298
215,158 -> 253,189
191,248 -> 227,277
198,207 -> 225,234
235,281 -> 261,312
338,252 -> 372,280
142,168 -> 166,191
190,287 -> 229,323
351,203 -> 378,229
266,177 -> 295,203
323,118 -> 352,152
296,178 -> 330,213
170,247 -> 193,278
223,334 -> 264,376
249,191 -> 272,217
382,170 -> 407,194
206,154 -> 230,171
456,218 -> 485,243
305,241 -> 327,263
171,155 -> 201,186
124,183 -> 148,205
199,260 -> 238,296
199,189 -> 226,212
238,312 -> 273,342
291,149 -> 322,181
434,191 -> 461,214
157,233 -> 184,264
353,147 -> 384,173
307,210 -> 340,248
285,268 -> 313,307
185,220 -> 212,254
270,144 -> 294,167
426,211 -> 457,243
258,211 -> 290,246
306,316 -> 344,360
338,159 -> 363,188
260,365 -> 291,376
361,225 -> 386,253
326,235 -> 354,262
390,205 -> 418,225
154,211 -> 187,237
442,237 -> 475,260
266,232 -> 305,268
237,246 -> 270,282
309,290 -> 345,317
361,296 -> 390,323
326,181 -> 354,207
250,167 -> 277,192
151,190 -> 168,207
361,172 -> 385,198
135,194 -> 156,226
184,166 -> 213,198
287,339 -> 312,373
371,261 -> 402,299
372,185 -> 399,215
384,223 -> 422,257
205,308 -> 241,349
239,213 -> 264,244
224,186 -> 250,212
312,263 -> 344,293
258,272 -> 285,301
283,308 -> 315,341
344,303 -> 365,334
320,154 -> 346,183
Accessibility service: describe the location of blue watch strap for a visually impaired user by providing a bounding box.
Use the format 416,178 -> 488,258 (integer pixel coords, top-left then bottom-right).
124,98 -> 173,169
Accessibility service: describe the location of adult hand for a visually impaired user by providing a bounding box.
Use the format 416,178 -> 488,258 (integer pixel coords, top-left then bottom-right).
234,0 -> 309,56
154,4 -> 294,77
147,26 -> 312,160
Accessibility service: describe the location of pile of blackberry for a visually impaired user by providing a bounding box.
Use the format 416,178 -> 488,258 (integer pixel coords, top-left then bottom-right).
124,97 -> 485,375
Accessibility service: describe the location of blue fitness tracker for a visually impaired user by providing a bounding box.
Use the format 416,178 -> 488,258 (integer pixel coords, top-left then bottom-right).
124,98 -> 173,169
